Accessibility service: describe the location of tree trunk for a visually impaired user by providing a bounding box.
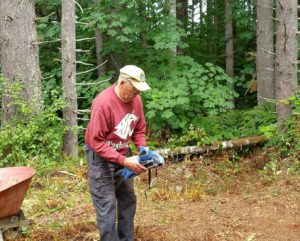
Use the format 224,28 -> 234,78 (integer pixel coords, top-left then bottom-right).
176,0 -> 188,31
94,0 -> 105,77
0,0 -> 42,123
169,0 -> 177,54
176,0 -> 188,55
225,0 -> 234,78
199,0 -> 203,25
225,0 -> 235,108
61,0 -> 78,158
275,0 -> 298,126
158,135 -> 267,160
256,0 -> 275,105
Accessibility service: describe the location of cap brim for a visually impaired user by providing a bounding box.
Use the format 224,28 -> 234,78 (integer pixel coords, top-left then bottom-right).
130,80 -> 151,91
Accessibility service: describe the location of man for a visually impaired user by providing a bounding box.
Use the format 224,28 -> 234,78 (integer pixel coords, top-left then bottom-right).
84,65 -> 150,241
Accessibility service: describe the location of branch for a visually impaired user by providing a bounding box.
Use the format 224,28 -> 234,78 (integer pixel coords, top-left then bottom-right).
74,0 -> 84,14
42,74 -> 55,80
76,21 -> 92,28
35,12 -> 55,21
76,61 -> 94,66
76,37 -> 95,42
76,78 -> 111,86
74,109 -> 91,114
33,38 -> 61,45
76,49 -> 91,53
76,60 -> 108,76
262,48 -> 276,55
77,117 -> 89,121
257,95 -> 276,103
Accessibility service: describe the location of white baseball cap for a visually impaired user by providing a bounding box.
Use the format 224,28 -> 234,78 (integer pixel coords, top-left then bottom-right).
120,65 -> 151,91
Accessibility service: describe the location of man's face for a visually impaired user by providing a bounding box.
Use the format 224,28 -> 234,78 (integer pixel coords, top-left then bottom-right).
119,78 -> 140,103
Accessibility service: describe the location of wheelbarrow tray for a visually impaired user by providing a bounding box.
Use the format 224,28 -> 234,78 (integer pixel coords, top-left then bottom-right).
0,167 -> 36,219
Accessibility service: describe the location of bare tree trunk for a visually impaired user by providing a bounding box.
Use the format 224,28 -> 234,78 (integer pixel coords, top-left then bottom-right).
199,0 -> 203,25
139,1 -> 148,47
176,0 -> 188,55
256,0 -> 275,105
0,0 -> 42,123
225,0 -> 234,78
275,0 -> 298,126
191,0 -> 196,34
225,0 -> 235,107
169,0 -> 177,54
94,0 -> 105,77
177,0 -> 188,31
61,0 -> 78,158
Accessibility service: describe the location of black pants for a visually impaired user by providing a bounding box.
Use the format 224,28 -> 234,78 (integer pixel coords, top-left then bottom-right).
85,145 -> 136,241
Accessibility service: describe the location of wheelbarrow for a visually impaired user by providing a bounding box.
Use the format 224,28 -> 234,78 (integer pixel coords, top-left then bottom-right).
0,167 -> 36,241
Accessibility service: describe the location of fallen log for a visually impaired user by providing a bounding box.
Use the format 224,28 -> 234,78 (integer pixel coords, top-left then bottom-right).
157,135 -> 267,159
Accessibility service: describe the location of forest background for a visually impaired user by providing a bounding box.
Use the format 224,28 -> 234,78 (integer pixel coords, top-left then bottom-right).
0,0 -> 299,173
1,1 -> 300,240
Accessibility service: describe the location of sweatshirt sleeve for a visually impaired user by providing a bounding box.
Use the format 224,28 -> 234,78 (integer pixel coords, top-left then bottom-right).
131,100 -> 147,149
86,108 -> 126,165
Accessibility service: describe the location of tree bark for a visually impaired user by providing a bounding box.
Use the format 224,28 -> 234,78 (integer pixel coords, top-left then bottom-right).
225,0 -> 235,108
275,0 -> 298,126
256,0 -> 275,105
225,0 -> 234,78
169,0 -> 177,54
176,0 -> 188,31
94,0 -> 105,77
199,0 -> 203,25
176,0 -> 188,55
61,0 -> 78,158
157,136 -> 267,159
0,0 -> 42,123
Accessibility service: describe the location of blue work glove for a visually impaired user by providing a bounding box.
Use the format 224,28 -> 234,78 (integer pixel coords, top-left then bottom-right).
121,146 -> 164,180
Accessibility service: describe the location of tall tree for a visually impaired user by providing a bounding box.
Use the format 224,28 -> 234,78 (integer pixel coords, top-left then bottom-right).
61,0 -> 78,157
177,0 -> 188,31
176,0 -> 188,54
94,0 -> 105,77
0,0 -> 42,122
225,0 -> 235,107
275,0 -> 298,125
225,0 -> 234,78
256,0 -> 275,105
170,0 -> 178,54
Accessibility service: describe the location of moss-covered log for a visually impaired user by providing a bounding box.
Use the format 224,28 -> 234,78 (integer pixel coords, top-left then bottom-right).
157,135 -> 267,159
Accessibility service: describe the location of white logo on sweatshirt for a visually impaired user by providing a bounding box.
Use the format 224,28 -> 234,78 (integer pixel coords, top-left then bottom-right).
114,113 -> 138,139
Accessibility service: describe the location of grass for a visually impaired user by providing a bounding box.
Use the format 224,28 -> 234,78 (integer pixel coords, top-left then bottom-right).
14,147 -> 287,240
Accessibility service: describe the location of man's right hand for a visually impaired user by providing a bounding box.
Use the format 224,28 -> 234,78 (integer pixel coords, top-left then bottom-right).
123,156 -> 147,174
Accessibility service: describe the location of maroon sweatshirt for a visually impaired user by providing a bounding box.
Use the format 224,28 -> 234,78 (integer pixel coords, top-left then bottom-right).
85,84 -> 146,165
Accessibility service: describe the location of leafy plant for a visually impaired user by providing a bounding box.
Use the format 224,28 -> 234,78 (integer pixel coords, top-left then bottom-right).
144,56 -> 238,137
0,80 -> 65,167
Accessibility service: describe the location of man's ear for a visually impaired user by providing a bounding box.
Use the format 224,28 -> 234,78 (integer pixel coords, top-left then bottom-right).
119,79 -> 127,86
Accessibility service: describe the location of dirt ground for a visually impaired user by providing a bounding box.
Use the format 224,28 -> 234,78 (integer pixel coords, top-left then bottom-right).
10,150 -> 300,241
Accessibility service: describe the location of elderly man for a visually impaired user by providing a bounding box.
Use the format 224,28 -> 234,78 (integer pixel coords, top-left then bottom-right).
84,65 -> 150,241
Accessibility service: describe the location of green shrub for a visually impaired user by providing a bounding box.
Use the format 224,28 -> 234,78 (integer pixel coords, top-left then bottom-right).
0,80 -> 65,167
144,56 -> 238,135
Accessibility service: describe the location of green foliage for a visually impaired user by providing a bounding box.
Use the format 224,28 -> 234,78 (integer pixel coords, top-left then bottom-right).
0,81 -> 65,167
257,91 -> 300,175
166,125 -> 211,148
195,108 -> 272,142
144,56 -> 238,134
186,0 -> 257,108
162,104 -> 276,147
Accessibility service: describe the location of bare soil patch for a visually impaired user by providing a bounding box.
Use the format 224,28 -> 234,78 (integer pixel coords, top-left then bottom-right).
13,151 -> 300,241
